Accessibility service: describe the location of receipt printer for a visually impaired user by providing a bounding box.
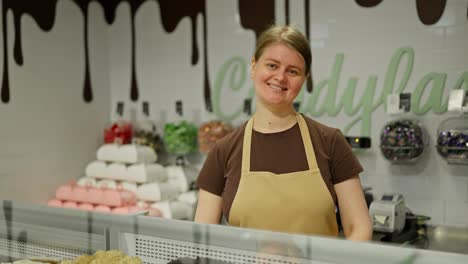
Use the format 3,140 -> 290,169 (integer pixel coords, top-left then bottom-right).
369,194 -> 406,233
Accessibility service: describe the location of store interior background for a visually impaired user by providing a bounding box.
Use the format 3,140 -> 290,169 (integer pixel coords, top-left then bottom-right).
0,0 -> 467,227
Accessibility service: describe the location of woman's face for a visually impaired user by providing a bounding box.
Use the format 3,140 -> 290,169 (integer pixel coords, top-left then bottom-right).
251,42 -> 307,109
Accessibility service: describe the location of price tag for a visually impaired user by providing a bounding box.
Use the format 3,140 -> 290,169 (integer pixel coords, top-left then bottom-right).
293,101 -> 301,112
386,93 -> 411,114
243,98 -> 252,115
142,101 -> 150,117
116,101 -> 124,117
399,93 -> 411,112
175,100 -> 183,116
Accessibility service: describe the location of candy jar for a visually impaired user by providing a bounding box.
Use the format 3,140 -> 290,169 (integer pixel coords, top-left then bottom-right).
103,102 -> 133,144
164,101 -> 198,157
380,119 -> 426,163
133,101 -> 164,154
436,114 -> 468,164
197,101 -> 233,154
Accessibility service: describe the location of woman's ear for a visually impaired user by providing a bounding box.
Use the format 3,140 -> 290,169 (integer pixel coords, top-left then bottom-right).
250,57 -> 256,79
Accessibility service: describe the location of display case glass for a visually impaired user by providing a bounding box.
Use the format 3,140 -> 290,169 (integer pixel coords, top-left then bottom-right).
1,200 -> 468,263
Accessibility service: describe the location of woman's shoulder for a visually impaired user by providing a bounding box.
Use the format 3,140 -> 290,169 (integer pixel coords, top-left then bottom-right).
214,122 -> 246,151
301,114 -> 340,137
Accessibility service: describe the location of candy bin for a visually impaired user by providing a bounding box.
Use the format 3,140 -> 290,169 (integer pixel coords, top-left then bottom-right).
104,102 -> 133,144
436,115 -> 468,164
380,119 -> 426,163
198,121 -> 233,154
133,102 -> 164,154
164,121 -> 198,156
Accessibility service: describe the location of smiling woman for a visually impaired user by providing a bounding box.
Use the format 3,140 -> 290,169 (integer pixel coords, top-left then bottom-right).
194,25 -> 372,241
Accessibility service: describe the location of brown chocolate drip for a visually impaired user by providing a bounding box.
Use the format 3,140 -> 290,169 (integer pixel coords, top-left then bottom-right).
83,8 -> 92,102
2,5 -> 10,103
158,0 -> 211,110
285,0 -> 290,25
304,0 -> 313,93
238,0 -> 275,38
72,0 -> 94,102
130,9 -> 138,101
1,0 -> 58,103
100,0 -> 120,24
129,1 -> 146,101
416,0 -> 447,25
201,5 -> 211,112
355,0 -> 383,7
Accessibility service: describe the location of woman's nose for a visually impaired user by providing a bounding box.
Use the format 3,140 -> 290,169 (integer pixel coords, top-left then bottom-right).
274,70 -> 286,81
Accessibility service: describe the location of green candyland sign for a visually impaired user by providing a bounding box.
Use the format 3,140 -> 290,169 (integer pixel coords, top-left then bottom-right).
212,47 -> 468,136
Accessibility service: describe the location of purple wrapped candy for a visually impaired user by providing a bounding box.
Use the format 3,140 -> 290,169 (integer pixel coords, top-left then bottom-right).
380,119 -> 425,161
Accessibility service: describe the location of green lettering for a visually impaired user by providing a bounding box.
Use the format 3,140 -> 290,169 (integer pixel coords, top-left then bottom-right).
213,56 -> 252,121
382,47 -> 414,108
412,73 -> 447,114
304,54 -> 344,117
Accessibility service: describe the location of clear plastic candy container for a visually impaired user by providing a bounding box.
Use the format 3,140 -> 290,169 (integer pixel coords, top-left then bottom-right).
380,119 -> 426,162
436,115 -> 468,164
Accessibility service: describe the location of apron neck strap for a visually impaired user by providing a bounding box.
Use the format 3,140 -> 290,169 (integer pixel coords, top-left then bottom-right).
241,113 -> 317,172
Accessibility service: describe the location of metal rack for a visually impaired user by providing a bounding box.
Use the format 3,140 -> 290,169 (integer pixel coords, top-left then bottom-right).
1,200 -> 468,264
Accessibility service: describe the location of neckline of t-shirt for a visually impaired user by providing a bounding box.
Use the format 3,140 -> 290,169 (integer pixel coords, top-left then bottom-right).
252,122 -> 299,136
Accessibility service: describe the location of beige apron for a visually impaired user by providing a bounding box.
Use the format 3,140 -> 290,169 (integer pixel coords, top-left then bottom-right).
229,113 -> 338,236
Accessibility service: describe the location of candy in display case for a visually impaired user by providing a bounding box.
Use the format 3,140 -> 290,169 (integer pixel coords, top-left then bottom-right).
379,119 -> 426,163
436,114 -> 468,164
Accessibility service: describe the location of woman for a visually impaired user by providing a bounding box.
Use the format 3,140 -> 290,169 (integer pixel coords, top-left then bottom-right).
195,25 -> 372,241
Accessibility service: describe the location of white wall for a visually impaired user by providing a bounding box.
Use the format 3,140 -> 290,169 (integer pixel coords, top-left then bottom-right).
109,0 -> 468,226
0,0 -> 110,202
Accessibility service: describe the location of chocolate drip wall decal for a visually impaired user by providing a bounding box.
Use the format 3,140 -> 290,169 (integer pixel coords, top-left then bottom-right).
355,0 -> 383,7
1,0 -> 59,103
72,0 -> 93,102
355,0 -> 465,25
157,0 -> 211,110
99,0 -> 146,102
126,0 -> 146,101
304,0 -> 313,93
238,0 -> 275,38
416,0 -> 447,25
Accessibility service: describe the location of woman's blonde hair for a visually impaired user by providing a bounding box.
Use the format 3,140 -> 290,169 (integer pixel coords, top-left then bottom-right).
254,25 -> 312,75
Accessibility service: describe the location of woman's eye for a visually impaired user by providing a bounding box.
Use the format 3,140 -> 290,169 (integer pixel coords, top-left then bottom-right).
288,69 -> 299,75
266,63 -> 277,69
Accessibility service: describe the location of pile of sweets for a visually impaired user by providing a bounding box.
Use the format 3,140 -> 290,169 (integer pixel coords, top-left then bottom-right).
48,144 -> 197,219
59,250 -> 141,264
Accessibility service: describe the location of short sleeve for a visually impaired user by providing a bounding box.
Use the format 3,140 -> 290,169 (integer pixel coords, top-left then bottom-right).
196,143 -> 226,196
329,130 -> 364,184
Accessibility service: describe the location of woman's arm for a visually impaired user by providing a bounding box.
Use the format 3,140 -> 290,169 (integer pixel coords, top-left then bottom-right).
194,188 -> 223,224
334,178 -> 373,241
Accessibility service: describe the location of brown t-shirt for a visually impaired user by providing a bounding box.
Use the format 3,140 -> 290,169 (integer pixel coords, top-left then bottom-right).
196,115 -> 363,222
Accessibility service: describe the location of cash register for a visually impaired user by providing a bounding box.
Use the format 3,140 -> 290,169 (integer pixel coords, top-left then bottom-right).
369,194 -> 430,245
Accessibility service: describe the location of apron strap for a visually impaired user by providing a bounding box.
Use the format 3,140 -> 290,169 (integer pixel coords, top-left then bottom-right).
296,113 -> 319,171
241,117 -> 254,173
241,113 -> 319,173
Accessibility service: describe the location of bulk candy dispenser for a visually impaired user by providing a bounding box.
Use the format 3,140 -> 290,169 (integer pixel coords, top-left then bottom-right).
380,119 -> 426,163
436,114 -> 468,164
197,101 -> 233,154
380,93 -> 427,163
133,101 -> 164,155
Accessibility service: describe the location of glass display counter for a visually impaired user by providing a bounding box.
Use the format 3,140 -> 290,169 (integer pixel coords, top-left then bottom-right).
1,200 -> 467,263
